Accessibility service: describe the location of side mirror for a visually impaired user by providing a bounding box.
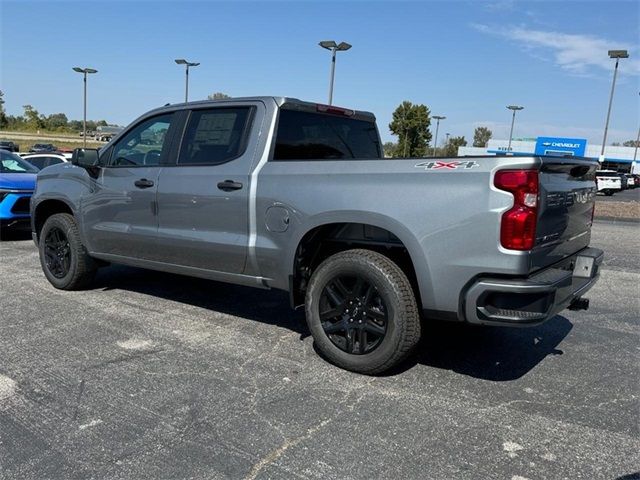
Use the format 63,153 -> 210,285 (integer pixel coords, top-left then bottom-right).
71,148 -> 100,168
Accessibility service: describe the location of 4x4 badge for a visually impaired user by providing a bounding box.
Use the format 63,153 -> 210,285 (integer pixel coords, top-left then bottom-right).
415,160 -> 480,170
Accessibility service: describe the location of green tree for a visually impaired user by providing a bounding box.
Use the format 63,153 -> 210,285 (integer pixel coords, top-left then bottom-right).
443,136 -> 467,156
22,105 -> 45,130
46,113 -> 69,130
208,92 -> 231,100
382,141 -> 398,157
388,101 -> 431,157
622,139 -> 639,147
68,120 -> 83,131
473,126 -> 492,147
0,90 -> 7,129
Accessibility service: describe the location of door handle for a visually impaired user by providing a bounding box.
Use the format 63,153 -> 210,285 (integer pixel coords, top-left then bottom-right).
134,178 -> 155,189
217,180 -> 243,192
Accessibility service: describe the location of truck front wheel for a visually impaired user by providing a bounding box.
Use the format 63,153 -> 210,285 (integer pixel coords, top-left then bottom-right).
305,249 -> 421,374
39,213 -> 97,290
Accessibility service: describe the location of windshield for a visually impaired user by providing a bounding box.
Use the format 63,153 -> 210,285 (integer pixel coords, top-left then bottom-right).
0,150 -> 39,173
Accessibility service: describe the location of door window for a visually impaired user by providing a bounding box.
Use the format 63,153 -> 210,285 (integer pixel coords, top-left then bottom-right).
178,108 -> 252,166
110,114 -> 173,167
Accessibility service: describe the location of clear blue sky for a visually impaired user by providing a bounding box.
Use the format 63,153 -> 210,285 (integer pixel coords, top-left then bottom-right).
2,0 -> 639,145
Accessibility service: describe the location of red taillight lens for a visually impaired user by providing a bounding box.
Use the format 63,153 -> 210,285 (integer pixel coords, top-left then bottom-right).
494,170 -> 539,250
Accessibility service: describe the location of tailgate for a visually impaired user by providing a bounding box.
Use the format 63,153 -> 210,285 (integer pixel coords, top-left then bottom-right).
531,157 -> 598,271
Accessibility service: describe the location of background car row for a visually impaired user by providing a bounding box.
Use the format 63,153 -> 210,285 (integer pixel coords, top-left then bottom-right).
596,170 -> 639,196
0,149 -> 71,233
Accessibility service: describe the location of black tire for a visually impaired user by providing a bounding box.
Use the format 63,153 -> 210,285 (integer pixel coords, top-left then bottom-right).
305,249 -> 421,374
604,190 -> 614,196
39,213 -> 96,290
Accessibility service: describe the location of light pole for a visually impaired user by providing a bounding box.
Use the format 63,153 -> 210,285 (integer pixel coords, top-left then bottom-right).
600,50 -> 629,162
432,115 -> 445,157
72,67 -> 98,148
506,105 -> 524,152
175,58 -> 200,103
319,40 -> 351,105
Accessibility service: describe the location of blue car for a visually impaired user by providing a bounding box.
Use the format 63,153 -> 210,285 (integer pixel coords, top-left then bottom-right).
0,149 -> 38,232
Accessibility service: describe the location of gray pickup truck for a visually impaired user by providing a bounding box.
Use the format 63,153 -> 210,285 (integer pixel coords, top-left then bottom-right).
31,97 -> 603,374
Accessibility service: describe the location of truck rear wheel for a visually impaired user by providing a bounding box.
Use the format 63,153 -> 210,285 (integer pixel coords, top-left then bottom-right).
39,213 -> 97,290
305,249 -> 421,374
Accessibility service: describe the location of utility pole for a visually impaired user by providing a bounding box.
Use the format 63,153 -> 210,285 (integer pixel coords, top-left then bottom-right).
432,115 -> 446,157
319,41 -> 352,105
175,59 -> 200,103
72,67 -> 98,148
506,105 -> 524,152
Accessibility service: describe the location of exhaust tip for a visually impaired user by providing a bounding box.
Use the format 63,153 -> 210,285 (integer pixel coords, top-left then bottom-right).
568,297 -> 589,311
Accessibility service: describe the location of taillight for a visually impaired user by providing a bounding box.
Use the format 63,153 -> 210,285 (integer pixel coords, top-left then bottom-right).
494,169 -> 539,250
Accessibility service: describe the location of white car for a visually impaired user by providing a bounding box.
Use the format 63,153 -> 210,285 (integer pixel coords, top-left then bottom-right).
21,153 -> 70,171
625,175 -> 635,189
595,170 -> 622,196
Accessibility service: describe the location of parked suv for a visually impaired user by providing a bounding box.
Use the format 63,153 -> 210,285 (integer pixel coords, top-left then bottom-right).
29,143 -> 57,153
0,140 -> 20,152
30,97 -> 603,373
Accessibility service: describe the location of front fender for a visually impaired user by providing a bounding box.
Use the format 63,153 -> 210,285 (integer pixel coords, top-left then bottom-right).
32,164 -> 90,240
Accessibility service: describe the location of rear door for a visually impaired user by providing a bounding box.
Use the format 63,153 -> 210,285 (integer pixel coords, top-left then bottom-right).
532,157 -> 598,269
81,112 -> 177,259
154,103 -> 260,273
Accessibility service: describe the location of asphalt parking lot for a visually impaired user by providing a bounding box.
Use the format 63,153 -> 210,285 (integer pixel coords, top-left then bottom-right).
597,187 -> 640,203
0,221 -> 638,480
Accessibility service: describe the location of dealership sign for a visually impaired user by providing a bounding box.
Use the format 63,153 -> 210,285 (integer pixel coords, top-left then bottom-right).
534,137 -> 587,157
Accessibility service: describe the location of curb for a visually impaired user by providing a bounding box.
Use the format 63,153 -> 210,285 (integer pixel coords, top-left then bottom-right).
593,216 -> 640,224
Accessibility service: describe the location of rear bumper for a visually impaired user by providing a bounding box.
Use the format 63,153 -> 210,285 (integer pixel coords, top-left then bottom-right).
464,247 -> 604,326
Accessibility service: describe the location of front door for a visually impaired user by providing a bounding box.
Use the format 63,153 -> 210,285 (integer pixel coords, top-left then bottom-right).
155,106 -> 257,273
81,113 -> 175,260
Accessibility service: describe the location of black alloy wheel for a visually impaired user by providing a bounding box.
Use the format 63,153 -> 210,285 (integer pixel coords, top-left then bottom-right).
319,275 -> 388,355
44,226 -> 72,278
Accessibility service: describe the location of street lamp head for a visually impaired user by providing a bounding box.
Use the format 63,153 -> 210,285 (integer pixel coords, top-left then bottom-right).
608,50 -> 629,59
433,115 -> 446,120
319,40 -> 338,50
175,59 -> 199,67
73,67 -> 98,74
336,42 -> 352,51
507,105 -> 524,111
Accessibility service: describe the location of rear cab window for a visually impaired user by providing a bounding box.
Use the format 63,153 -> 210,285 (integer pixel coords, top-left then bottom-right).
273,107 -> 382,160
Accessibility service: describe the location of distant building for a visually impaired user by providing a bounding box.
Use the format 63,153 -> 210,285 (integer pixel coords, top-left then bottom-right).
458,138 -> 638,173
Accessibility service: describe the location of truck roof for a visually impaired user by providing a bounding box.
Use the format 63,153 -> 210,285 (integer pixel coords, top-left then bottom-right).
145,96 -> 377,122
